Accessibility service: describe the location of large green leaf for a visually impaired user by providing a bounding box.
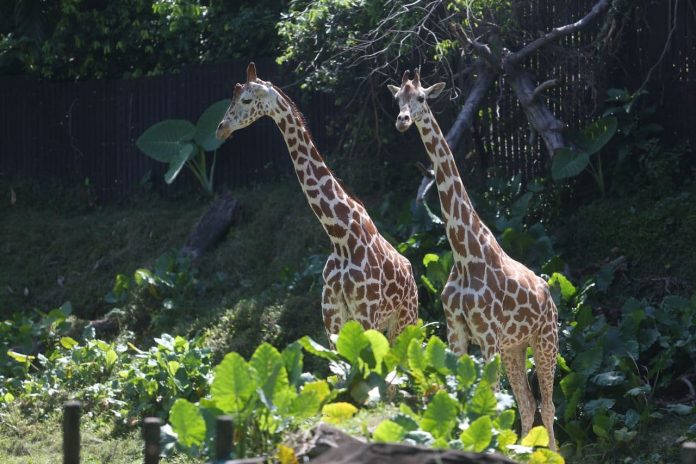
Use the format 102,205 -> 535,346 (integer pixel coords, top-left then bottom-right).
551,147 -> 590,181
420,390 -> 459,438
373,420 -> 407,443
460,416 -> 493,452
298,336 -> 340,362
424,336 -> 448,373
385,324 -> 424,370
169,399 -> 206,448
164,143 -> 195,184
364,329 -> 389,370
521,425 -> 550,447
336,321 -> 370,364
250,343 -> 288,402
194,99 -> 231,151
468,382 -> 497,417
136,119 -> 196,163
211,352 -> 257,414
575,116 -> 618,155
456,354 -> 477,389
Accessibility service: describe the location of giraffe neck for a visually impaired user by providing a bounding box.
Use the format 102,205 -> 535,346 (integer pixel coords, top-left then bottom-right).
270,94 -> 371,254
415,113 -> 501,265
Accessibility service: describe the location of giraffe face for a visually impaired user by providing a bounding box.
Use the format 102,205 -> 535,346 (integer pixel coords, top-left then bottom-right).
216,62 -> 276,140
216,81 -> 275,139
387,70 -> 445,132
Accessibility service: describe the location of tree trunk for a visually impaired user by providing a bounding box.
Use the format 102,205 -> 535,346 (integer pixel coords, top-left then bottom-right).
507,70 -> 565,157
181,190 -> 238,260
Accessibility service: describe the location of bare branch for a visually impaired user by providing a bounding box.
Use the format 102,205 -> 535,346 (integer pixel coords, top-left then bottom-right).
450,22 -> 498,69
505,0 -> 610,68
636,0 -> 680,95
445,60 -> 496,152
531,79 -> 559,102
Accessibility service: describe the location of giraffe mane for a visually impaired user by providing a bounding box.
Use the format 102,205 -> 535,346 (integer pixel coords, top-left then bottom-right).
271,83 -> 365,208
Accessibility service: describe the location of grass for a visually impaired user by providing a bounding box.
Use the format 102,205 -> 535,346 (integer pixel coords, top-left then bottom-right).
0,405 -> 200,463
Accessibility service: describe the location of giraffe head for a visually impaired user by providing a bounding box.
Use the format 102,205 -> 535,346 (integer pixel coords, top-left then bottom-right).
216,62 -> 279,140
387,69 -> 445,132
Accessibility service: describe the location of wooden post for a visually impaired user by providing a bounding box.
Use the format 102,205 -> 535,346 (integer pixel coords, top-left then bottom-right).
215,415 -> 233,461
143,417 -> 161,464
63,400 -> 81,464
682,441 -> 696,464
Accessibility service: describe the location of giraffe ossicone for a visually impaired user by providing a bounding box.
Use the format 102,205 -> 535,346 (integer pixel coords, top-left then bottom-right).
216,62 -> 419,343
389,69 -> 559,450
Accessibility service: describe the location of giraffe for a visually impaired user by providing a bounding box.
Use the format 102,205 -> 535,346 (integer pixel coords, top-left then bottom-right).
216,63 -> 419,344
388,70 -> 558,450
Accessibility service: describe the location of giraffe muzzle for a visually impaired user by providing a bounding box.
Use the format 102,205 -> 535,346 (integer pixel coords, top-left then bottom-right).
396,114 -> 412,132
216,122 -> 233,140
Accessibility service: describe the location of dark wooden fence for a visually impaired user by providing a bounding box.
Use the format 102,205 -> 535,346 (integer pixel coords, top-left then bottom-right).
1,1 -> 693,199
59,400 -> 696,463
0,59 -> 336,199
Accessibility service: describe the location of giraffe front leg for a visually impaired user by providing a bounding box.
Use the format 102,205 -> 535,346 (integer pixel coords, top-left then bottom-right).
321,284 -> 344,349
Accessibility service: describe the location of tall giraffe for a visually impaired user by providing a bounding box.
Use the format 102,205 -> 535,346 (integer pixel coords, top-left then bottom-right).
388,70 -> 558,449
216,63 -> 418,343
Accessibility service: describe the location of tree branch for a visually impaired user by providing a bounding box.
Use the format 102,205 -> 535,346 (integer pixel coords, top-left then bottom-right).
505,0 -> 610,67
531,79 -> 559,102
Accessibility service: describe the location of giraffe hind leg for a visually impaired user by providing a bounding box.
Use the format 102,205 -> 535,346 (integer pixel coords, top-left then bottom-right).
532,333 -> 558,451
387,276 -> 419,342
501,345 -> 536,439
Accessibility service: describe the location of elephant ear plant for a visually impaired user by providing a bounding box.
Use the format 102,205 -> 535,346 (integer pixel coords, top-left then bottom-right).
136,99 -> 230,195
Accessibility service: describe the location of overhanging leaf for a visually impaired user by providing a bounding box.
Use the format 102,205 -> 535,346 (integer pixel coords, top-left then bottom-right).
136,119 -> 196,163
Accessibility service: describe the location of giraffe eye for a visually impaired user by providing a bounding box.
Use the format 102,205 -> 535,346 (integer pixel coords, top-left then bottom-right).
417,95 -> 425,103
241,98 -> 252,104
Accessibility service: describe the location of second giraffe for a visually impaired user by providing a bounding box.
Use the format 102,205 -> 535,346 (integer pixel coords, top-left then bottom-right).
388,69 -> 559,450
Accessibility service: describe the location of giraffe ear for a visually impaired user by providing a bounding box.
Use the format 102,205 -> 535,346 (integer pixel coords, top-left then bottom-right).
387,84 -> 400,97
246,62 -> 257,82
424,82 -> 446,99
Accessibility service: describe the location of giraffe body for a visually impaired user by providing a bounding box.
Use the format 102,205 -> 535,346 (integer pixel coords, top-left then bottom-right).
389,71 -> 558,450
216,63 -> 418,342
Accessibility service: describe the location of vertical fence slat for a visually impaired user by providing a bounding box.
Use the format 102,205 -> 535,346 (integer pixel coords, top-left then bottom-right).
63,400 -> 81,464
215,415 -> 233,461
143,417 -> 161,464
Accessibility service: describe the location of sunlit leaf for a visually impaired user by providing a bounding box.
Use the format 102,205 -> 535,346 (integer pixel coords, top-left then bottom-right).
460,416 -> 493,452
169,399 -> 206,448
521,426 -> 549,448
373,420 -> 406,442
321,402 -> 358,424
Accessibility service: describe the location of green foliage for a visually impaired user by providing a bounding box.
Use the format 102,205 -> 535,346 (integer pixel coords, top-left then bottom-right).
168,322 -> 561,461
1,331 -> 212,426
168,340 -> 324,459
552,116 -> 618,192
552,268 -> 696,456
0,0 -> 286,79
105,250 -> 199,332
136,99 -> 229,194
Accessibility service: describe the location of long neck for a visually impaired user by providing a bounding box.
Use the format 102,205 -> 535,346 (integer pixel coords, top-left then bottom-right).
415,113 -> 502,265
271,95 -> 375,254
